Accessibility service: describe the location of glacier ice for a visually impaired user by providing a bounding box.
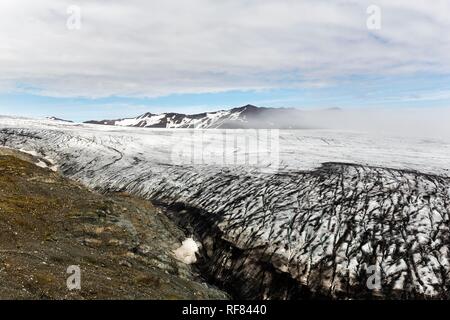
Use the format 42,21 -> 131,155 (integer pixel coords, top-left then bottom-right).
1,117 -> 450,299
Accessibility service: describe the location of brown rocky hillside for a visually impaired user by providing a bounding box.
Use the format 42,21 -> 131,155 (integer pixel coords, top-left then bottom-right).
0,148 -> 227,300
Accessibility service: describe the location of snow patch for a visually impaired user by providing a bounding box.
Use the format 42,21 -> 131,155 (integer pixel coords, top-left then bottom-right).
35,160 -> 48,168
19,149 -> 39,157
173,238 -> 199,264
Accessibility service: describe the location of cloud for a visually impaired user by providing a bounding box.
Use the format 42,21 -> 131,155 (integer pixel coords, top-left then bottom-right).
1,0 -> 450,98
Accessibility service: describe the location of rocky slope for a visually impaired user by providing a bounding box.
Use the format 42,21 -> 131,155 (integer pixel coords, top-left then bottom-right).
0,148 -> 227,299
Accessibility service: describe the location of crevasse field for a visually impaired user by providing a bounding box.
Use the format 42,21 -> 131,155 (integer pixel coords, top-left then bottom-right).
1,116 -> 450,299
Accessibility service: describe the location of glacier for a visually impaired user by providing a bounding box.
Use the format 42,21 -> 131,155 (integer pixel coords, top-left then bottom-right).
1,116 -> 450,299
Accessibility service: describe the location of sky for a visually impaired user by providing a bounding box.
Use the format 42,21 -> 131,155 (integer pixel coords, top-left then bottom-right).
1,0 -> 450,121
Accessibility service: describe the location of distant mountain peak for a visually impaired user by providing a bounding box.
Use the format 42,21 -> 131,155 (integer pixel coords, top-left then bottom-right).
240,104 -> 259,109
46,116 -> 73,123
137,112 -> 157,119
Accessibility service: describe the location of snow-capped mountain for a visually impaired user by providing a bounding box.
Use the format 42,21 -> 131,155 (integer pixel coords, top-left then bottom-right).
84,105 -> 306,129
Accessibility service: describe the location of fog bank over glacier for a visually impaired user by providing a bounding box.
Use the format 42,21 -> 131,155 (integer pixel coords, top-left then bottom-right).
294,107 -> 450,139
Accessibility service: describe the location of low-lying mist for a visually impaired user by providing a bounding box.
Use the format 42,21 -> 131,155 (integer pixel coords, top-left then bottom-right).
272,107 -> 450,139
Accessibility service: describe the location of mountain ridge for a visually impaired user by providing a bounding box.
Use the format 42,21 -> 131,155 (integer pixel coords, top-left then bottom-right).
83,105 -> 306,129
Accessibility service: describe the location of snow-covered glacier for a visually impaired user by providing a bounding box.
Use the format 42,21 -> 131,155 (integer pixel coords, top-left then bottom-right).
1,116 -> 450,299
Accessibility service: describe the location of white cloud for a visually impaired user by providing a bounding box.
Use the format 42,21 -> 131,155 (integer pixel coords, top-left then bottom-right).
1,0 -> 450,97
